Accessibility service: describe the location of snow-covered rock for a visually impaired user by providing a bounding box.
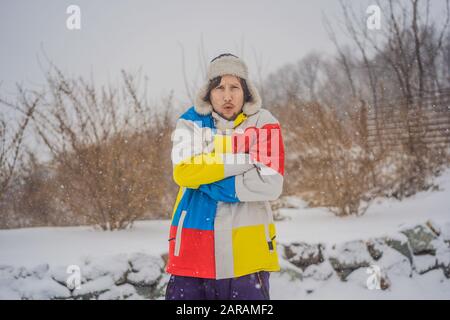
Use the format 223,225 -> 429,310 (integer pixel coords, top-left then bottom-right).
82,255 -> 130,284
0,264 -> 71,300
282,242 -> 324,270
413,255 -> 439,274
384,233 -> 413,264
366,239 -> 384,261
97,284 -> 138,300
0,252 -> 167,300
73,274 -> 115,299
375,243 -> 413,278
434,239 -> 450,278
127,252 -> 163,286
327,240 -> 373,280
302,260 -> 334,281
401,224 -> 437,255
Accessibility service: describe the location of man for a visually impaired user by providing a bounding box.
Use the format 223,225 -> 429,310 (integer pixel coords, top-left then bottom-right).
165,53 -> 285,300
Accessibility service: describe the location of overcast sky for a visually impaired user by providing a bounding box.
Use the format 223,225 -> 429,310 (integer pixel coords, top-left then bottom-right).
1,0 -> 447,161
0,0 -> 350,102
0,0 -> 447,105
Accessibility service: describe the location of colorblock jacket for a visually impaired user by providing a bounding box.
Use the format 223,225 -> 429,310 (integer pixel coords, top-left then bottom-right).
166,103 -> 285,280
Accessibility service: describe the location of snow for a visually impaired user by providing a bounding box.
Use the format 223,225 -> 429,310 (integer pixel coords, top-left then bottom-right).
327,240 -> 373,266
374,244 -> 412,277
0,169 -> 450,299
81,255 -> 130,283
413,255 -> 438,274
73,275 -> 115,296
270,269 -> 450,300
0,220 -> 170,268
127,253 -> 163,286
0,264 -> 71,300
97,284 -> 139,300
435,240 -> 450,265
302,261 -> 334,281
277,170 -> 450,245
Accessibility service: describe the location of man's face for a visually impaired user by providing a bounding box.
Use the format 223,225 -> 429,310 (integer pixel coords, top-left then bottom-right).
210,75 -> 244,121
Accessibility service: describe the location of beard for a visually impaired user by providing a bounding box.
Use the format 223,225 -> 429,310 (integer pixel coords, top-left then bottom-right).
217,110 -> 240,121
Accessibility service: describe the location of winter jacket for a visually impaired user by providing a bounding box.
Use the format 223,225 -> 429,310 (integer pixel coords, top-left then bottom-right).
166,103 -> 285,280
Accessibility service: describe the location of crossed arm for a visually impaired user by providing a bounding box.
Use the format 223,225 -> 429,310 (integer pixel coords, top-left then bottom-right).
171,119 -> 285,202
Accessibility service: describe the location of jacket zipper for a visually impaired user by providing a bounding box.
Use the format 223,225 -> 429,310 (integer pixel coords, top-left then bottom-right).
174,210 -> 187,257
264,202 -> 275,252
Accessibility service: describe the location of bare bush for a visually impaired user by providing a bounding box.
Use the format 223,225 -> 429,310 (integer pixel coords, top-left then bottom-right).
4,66 -> 176,230
275,100 -> 391,216
272,94 -> 450,217
0,151 -> 68,229
0,90 -> 38,201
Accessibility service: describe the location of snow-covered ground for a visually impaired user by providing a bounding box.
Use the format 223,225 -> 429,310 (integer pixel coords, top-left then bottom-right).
0,220 -> 170,268
278,170 -> 450,245
1,170 -> 450,299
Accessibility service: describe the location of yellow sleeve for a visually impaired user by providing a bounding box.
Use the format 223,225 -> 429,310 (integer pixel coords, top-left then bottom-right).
173,134 -> 232,188
173,152 -> 224,188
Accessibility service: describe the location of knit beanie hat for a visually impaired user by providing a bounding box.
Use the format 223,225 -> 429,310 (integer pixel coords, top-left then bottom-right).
194,53 -> 262,116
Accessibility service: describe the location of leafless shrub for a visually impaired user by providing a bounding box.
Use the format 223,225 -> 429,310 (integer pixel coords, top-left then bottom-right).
1,66 -> 177,230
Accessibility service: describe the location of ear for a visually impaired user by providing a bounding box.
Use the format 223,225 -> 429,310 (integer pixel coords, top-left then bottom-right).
242,81 -> 262,116
194,83 -> 213,115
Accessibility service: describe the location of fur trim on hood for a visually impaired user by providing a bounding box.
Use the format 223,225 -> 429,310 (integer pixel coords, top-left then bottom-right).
194,54 -> 262,116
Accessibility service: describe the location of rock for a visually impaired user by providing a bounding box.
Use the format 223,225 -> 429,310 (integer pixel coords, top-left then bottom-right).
72,274 -> 115,300
127,253 -> 163,286
50,265 -> 71,287
327,240 -> 373,281
277,268 -> 303,282
97,284 -> 137,300
380,275 -> 391,290
302,261 -> 334,281
440,262 -> 450,279
126,253 -> 164,299
23,278 -> 72,300
0,252 -> 168,300
15,266 -> 32,279
82,255 -> 130,284
277,257 -> 305,284
81,262 -> 108,283
282,242 -> 324,271
376,244 -> 413,278
4,263 -> 70,300
0,265 -> 15,281
151,273 -> 171,299
435,239 -> 450,278
384,234 -> 413,264
441,222 -> 450,245
114,269 -> 130,286
127,269 -> 160,287
413,255 -> 439,275
366,239 -> 384,261
401,224 -> 437,255
0,266 -> 18,298
31,264 -> 50,280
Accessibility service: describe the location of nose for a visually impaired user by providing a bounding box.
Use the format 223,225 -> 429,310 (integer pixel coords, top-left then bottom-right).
224,88 -> 232,102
